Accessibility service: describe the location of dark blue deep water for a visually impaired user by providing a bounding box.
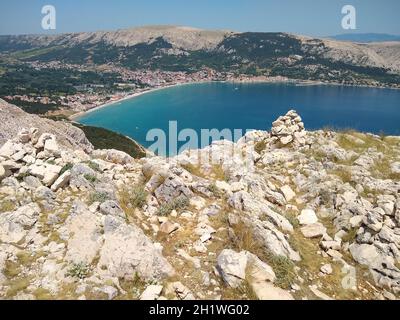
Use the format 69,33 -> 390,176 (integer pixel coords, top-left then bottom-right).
77,82 -> 400,154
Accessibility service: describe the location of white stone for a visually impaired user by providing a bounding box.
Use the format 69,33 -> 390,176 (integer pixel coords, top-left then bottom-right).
98,216 -> 175,281
0,165 -> 5,181
216,249 -> 247,288
44,140 -> 59,156
298,209 -> 318,225
320,264 -> 333,275
51,170 -> 71,191
280,185 -> 296,202
140,285 -> 163,300
300,223 -> 326,238
63,211 -> 103,264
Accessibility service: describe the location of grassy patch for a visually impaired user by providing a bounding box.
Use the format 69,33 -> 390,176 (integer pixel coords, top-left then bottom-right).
229,220 -> 295,289
85,161 -> 101,172
158,196 -> 189,216
329,168 -> 353,184
130,185 -> 148,208
3,260 -> 21,279
117,273 -> 147,299
88,191 -> 110,205
181,163 -> 206,178
119,184 -> 148,211
370,158 -> 400,180
5,277 -> 31,298
33,288 -> 53,300
254,140 -> 267,154
84,173 -> 98,183
211,165 -> 229,181
60,163 -> 73,175
0,199 -> 16,213
266,254 -> 296,289
222,276 -> 259,300
341,228 -> 359,243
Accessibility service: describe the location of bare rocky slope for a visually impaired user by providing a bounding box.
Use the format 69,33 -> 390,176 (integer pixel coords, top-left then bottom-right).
0,106 -> 399,300
1,26 -> 399,79
0,99 -> 92,152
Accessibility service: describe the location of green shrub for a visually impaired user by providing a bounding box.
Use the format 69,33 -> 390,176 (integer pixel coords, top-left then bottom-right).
267,254 -> 296,289
157,195 -> 189,216
66,262 -> 90,280
84,174 -> 97,183
88,191 -> 110,204
85,161 -> 101,172
60,163 -> 73,175
130,185 -> 148,209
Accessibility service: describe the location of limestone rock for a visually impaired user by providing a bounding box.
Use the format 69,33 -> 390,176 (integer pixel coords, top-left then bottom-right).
280,185 -> 296,202
99,200 -> 125,219
0,164 -> 5,181
159,221 -> 179,234
51,170 -> 71,191
63,210 -> 103,264
298,209 -> 318,225
98,216 -> 175,281
270,110 -> 306,147
216,249 -> 248,288
140,285 -> 163,300
0,203 -> 40,243
92,149 -> 134,165
300,223 -> 326,238
252,282 -> 294,300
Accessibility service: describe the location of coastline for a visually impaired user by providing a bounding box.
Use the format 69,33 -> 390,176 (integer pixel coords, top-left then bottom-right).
69,81 -> 209,121
69,78 -> 310,121
70,78 -> 400,121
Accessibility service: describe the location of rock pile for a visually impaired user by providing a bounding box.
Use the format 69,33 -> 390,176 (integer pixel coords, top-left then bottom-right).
271,110 -> 306,146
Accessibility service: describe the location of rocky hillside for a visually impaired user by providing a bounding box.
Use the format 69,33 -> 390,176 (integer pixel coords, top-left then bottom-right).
0,110 -> 399,300
0,99 -> 92,152
1,26 -> 399,87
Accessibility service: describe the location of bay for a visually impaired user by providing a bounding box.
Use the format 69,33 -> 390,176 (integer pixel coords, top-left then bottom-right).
77,82 -> 400,155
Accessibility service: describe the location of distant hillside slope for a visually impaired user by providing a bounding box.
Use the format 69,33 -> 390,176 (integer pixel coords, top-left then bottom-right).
0,26 -> 399,85
330,33 -> 400,43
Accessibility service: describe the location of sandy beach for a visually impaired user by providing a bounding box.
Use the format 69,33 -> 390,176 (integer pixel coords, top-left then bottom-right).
69,81 -> 204,121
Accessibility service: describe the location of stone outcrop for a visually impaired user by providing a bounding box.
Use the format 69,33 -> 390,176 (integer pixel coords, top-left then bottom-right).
0,99 -> 92,152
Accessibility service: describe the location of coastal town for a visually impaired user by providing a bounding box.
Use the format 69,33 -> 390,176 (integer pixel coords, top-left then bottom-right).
2,60 -> 293,117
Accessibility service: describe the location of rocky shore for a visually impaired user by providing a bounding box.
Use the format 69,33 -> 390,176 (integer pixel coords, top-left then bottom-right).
0,108 -> 399,300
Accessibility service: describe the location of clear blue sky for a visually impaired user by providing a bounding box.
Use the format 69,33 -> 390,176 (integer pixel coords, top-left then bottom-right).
0,0 -> 399,36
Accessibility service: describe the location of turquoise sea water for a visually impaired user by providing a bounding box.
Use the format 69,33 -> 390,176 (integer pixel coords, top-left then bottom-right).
77,82 -> 400,155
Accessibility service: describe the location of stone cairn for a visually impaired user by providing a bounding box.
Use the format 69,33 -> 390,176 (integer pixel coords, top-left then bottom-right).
271,110 -> 306,146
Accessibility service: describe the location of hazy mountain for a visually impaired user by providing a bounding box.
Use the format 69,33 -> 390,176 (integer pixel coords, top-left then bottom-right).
330,33 -> 400,43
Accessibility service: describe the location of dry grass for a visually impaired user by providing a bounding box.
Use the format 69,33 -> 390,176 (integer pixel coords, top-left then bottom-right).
0,199 -> 16,213
341,228 -> 359,243
33,288 -> 53,300
289,228 -> 378,300
116,273 -> 146,300
254,140 -> 267,154
5,277 -> 31,298
222,275 -> 259,300
229,220 -> 296,289
370,158 -> 400,181
181,163 -> 206,178
119,184 -> 148,211
329,168 -> 353,184
3,260 -> 21,279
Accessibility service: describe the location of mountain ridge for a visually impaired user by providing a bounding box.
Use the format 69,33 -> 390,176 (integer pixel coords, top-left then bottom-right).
330,33 -> 400,43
